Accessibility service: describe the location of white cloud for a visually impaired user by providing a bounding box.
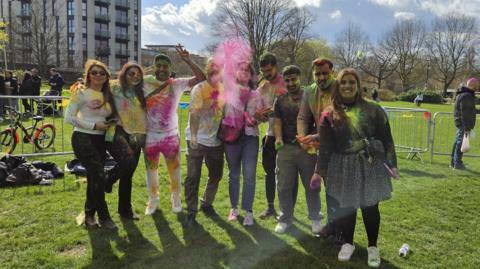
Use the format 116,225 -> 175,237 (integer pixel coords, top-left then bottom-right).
394,11 -> 416,20
294,0 -> 323,7
329,10 -> 342,20
370,0 -> 480,17
369,0 -> 408,7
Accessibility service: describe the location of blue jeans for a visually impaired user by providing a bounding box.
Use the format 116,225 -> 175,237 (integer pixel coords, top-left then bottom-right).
451,127 -> 465,167
225,135 -> 259,212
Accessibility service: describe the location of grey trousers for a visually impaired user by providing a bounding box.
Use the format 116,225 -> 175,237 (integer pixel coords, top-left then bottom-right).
276,144 -> 321,224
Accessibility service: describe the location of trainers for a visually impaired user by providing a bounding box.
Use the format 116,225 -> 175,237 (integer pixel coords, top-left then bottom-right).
259,207 -> 277,219
85,215 -> 99,228
243,211 -> 254,226
311,220 -> 323,235
145,197 -> 160,215
274,222 -> 290,233
171,192 -> 182,213
228,208 -> 239,221
338,243 -> 355,262
452,163 -> 466,170
367,246 -> 381,268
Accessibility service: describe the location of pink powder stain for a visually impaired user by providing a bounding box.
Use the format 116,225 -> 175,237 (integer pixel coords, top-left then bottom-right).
145,135 -> 180,160
147,92 -> 176,129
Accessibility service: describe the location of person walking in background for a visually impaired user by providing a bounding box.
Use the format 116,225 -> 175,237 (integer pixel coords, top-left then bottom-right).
371,87 -> 379,102
4,70 -> 19,111
142,45 -> 205,215
451,77 -> 480,170
65,59 -> 118,230
184,59 -> 225,227
273,65 -> 321,234
312,68 -> 398,267
19,71 -> 34,112
30,68 -> 42,114
48,68 -> 65,112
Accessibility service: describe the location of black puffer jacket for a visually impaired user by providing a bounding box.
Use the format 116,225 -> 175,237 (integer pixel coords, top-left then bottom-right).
454,86 -> 478,130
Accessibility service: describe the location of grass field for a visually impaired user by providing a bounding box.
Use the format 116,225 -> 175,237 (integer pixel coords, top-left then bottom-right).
0,99 -> 479,269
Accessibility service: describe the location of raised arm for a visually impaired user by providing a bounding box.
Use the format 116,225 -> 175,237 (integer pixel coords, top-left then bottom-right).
176,44 -> 206,88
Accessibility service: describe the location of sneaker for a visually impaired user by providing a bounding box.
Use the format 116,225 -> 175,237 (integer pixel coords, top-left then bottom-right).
200,204 -> 218,217
259,207 -> 277,219
228,208 -> 239,221
85,215 -> 99,228
120,210 -> 140,221
367,246 -> 381,268
171,192 -> 182,213
99,218 -> 118,230
243,211 -> 254,226
145,197 -> 160,215
274,222 -> 290,233
311,220 -> 323,235
338,243 -> 355,262
452,163 -> 466,170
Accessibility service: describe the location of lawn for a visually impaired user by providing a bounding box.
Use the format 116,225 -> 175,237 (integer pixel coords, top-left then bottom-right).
0,100 -> 479,269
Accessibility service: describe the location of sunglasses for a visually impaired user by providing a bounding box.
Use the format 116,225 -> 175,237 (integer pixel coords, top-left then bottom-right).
90,70 -> 107,76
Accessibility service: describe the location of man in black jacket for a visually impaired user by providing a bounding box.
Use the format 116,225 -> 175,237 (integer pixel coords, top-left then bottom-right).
451,78 -> 480,170
30,68 -> 42,114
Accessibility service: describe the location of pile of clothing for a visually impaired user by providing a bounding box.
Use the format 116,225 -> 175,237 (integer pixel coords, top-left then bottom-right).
0,155 -> 64,187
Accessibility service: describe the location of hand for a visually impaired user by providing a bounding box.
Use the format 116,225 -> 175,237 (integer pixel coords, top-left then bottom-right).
189,136 -> 198,149
297,134 -> 320,149
391,168 -> 400,179
94,121 -> 109,131
310,173 -> 322,190
274,139 -> 284,150
176,44 -> 191,62
254,107 -> 271,121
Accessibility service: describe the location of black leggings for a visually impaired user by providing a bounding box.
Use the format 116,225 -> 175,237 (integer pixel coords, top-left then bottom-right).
337,204 -> 380,247
72,132 -> 110,220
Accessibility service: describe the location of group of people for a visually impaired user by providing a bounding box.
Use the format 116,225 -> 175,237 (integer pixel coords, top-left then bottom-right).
65,44 -> 399,267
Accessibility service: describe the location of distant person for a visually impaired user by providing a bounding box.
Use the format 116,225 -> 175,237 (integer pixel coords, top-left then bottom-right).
414,93 -> 423,107
451,77 -> 480,170
47,67 -> 65,111
0,68 -> 5,116
5,70 -> 19,110
30,68 -> 42,114
19,71 -> 34,112
371,87 -> 379,102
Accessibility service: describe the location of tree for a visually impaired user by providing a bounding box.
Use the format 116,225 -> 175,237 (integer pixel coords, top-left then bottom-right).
385,19 -> 426,91
426,13 -> 477,95
214,0 -> 294,70
333,21 -> 369,69
359,37 -> 398,89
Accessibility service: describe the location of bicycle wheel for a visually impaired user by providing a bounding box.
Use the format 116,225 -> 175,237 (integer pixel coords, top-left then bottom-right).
0,129 -> 17,154
34,124 -> 56,150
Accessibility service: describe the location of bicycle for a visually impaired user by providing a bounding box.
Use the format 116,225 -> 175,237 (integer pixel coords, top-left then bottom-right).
0,106 -> 56,154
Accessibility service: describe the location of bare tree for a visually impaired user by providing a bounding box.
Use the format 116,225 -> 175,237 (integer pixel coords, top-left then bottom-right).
359,37 -> 398,89
465,45 -> 480,74
333,21 -> 369,69
385,19 -> 426,91
426,13 -> 477,95
214,0 -> 293,70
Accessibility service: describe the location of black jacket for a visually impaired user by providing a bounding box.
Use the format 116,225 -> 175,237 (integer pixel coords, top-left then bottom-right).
31,75 -> 42,96
454,86 -> 479,130
49,74 -> 65,93
19,78 -> 33,96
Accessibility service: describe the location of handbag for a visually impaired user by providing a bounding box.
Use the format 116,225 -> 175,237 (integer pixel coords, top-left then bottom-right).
217,99 -> 249,144
461,132 -> 470,153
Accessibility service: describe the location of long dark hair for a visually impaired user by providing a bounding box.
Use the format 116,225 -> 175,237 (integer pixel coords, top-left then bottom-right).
83,59 -> 117,117
329,68 -> 364,129
117,62 -> 146,109
22,72 -> 32,84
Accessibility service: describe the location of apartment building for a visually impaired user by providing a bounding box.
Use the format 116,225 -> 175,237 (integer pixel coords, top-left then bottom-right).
0,0 -> 141,72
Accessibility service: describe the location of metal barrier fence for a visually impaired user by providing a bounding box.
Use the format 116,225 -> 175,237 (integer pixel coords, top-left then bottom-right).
429,112 -> 480,162
383,107 -> 432,161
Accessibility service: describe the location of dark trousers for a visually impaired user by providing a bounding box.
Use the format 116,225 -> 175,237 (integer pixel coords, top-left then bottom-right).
72,131 -> 110,220
185,142 -> 224,215
451,127 -> 465,167
336,204 -> 380,247
106,126 -> 143,215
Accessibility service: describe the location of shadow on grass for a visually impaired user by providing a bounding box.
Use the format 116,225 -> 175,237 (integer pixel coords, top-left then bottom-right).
83,227 -> 122,269
400,168 -> 447,179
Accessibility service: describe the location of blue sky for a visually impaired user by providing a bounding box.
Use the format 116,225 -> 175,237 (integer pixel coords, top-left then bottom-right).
140,0 -> 479,55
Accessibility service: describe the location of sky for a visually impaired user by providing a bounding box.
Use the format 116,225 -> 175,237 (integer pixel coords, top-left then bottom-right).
140,0 -> 480,55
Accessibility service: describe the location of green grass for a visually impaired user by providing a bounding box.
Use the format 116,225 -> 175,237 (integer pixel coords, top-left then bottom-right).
1,100 -> 480,269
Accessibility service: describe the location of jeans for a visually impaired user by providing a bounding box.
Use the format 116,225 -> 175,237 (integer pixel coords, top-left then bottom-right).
451,127 -> 465,167
184,142 -> 224,215
225,135 -> 259,212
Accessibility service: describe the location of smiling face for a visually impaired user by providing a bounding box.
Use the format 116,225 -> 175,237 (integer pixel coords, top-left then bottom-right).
88,65 -> 108,90
338,74 -> 358,103
260,64 -> 278,82
126,66 -> 142,87
236,62 -> 252,86
154,60 -> 171,82
284,73 -> 300,94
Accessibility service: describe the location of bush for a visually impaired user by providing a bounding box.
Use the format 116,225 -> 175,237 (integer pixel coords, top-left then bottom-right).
378,89 -> 396,101
397,89 -> 443,104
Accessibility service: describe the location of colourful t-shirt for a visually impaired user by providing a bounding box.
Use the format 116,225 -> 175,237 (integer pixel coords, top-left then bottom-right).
111,82 -> 146,134
143,75 -> 190,133
256,75 -> 287,136
185,81 -> 225,147
64,87 -> 112,135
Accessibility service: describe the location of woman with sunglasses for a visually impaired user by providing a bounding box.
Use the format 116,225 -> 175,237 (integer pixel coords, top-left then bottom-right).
65,60 -> 117,230
104,62 -> 147,220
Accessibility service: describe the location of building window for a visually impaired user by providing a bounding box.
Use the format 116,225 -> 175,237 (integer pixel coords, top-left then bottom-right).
67,1 -> 75,16
95,5 -> 108,14
82,20 -> 87,34
82,37 -> 87,51
68,36 -> 75,51
82,2 -> 87,16
68,19 -> 75,33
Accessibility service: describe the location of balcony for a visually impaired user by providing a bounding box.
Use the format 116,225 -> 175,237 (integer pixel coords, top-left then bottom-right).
115,15 -> 130,26
115,49 -> 130,57
96,46 -> 111,56
17,9 -> 32,18
95,13 -> 111,22
95,0 -> 111,5
94,30 -> 111,39
115,0 -> 130,9
115,33 -> 129,41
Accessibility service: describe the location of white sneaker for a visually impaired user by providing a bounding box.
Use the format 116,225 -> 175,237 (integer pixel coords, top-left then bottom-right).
338,243 -> 355,262
367,246 -> 381,268
275,222 -> 290,233
243,211 -> 254,226
311,220 -> 323,234
145,197 -> 160,215
228,208 -> 239,221
171,192 -> 182,213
